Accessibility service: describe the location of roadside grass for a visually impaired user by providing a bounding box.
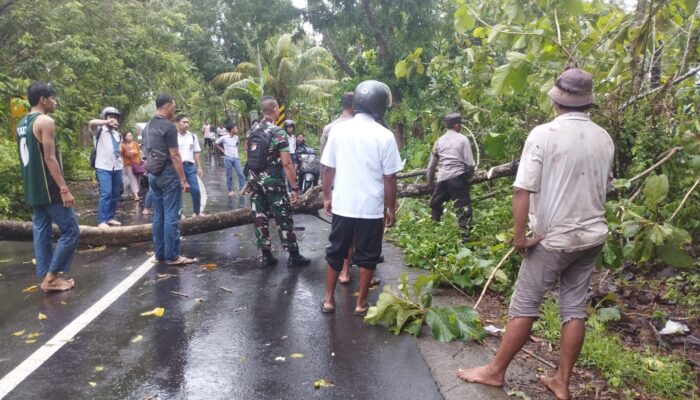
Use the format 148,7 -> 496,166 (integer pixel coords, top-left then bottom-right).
534,298 -> 697,399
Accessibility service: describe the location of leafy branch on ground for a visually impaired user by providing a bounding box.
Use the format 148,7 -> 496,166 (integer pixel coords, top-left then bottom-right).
364,273 -> 485,343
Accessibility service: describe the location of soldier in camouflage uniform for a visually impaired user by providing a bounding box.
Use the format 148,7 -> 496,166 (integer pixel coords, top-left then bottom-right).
249,96 -> 312,268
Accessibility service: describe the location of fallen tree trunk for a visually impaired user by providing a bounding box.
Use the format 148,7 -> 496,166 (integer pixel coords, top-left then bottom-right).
0,162 -> 518,245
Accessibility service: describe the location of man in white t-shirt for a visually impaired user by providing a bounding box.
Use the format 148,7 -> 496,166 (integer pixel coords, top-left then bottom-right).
457,69 -> 614,400
202,121 -> 213,152
320,80 -> 403,316
215,122 -> 246,196
176,114 -> 203,216
88,107 -> 124,228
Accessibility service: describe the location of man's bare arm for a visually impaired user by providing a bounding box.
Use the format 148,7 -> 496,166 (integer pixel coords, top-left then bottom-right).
280,151 -> 298,188
512,187 -> 542,256
168,148 -> 188,183
383,173 -> 398,227
36,116 -> 75,208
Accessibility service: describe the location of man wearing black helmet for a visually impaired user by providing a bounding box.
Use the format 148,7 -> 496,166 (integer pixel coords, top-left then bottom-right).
426,113 -> 475,238
89,106 -> 124,228
321,80 -> 403,316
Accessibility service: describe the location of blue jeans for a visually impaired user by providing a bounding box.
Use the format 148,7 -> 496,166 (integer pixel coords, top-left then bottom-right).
224,156 -> 246,193
183,162 -> 201,215
144,189 -> 153,209
149,166 -> 182,261
96,168 -> 123,224
32,203 -> 79,277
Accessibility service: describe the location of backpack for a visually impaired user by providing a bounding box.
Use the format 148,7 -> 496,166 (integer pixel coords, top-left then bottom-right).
245,123 -> 274,172
89,127 -> 104,169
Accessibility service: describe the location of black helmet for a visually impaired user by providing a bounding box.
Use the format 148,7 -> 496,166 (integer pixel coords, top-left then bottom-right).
100,106 -> 121,119
283,119 -> 296,129
353,80 -> 392,121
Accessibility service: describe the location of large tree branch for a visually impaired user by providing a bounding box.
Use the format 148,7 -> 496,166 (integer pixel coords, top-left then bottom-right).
360,0 -> 390,60
0,162 -> 521,245
322,30 -> 355,78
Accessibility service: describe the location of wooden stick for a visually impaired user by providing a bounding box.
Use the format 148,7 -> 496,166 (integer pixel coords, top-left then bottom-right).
629,147 -> 682,183
522,348 -> 556,369
474,247 -> 515,310
669,178 -> 700,222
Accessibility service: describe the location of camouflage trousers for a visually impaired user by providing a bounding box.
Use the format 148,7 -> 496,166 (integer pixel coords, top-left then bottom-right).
250,182 -> 298,252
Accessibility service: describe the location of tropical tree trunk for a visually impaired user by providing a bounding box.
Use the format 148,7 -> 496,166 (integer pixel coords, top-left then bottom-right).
0,162 -> 519,245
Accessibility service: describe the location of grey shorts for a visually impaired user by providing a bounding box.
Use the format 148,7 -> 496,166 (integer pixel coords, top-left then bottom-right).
508,243 -> 603,323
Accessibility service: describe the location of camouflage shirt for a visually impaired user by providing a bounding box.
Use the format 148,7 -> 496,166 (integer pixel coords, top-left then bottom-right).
249,118 -> 290,186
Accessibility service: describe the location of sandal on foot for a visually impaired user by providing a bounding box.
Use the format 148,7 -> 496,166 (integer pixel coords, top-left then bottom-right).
321,301 -> 335,314
338,276 -> 351,284
369,277 -> 381,287
166,256 -> 195,266
353,303 -> 371,316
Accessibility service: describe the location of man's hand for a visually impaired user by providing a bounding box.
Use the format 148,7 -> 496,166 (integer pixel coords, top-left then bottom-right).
60,189 -> 75,209
181,180 -> 191,193
323,199 -> 332,216
197,168 -> 203,178
106,118 -> 119,129
384,207 -> 397,228
289,190 -> 299,205
514,234 -> 544,257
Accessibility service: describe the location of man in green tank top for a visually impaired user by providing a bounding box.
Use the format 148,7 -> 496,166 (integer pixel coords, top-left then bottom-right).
17,82 -> 79,292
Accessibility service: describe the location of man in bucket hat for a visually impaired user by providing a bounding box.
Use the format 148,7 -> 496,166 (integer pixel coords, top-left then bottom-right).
426,112 -> 475,239
457,69 -> 614,400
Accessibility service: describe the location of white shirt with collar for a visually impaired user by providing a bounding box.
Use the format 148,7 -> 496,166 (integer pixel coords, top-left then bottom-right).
177,131 -> 201,164
321,113 -> 403,219
513,112 -> 614,252
93,126 -> 123,171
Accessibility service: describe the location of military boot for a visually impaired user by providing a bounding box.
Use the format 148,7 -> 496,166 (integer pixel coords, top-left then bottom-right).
260,251 -> 278,268
287,251 -> 311,268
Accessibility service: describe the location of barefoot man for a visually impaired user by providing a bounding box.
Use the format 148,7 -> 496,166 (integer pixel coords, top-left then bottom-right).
457,69 -> 614,400
17,82 -> 80,291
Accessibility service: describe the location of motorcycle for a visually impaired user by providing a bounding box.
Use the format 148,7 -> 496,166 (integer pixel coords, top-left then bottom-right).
297,148 -> 320,194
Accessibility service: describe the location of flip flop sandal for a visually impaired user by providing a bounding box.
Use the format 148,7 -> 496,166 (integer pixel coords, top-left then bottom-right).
338,277 -> 351,284
369,277 -> 381,287
321,301 -> 335,314
353,303 -> 371,316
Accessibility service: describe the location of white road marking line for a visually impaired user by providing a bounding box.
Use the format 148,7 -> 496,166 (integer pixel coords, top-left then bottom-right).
0,256 -> 156,399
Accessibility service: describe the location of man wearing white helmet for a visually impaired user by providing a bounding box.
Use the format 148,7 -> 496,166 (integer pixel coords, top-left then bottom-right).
89,106 -> 124,228
321,80 -> 403,316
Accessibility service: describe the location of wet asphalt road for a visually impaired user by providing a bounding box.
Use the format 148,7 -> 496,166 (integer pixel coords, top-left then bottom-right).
0,153 -> 442,400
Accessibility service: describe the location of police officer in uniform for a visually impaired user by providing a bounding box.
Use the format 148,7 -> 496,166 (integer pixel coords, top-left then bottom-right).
426,113 -> 475,238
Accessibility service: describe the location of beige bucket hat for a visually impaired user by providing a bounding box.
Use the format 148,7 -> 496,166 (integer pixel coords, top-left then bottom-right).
547,68 -> 595,107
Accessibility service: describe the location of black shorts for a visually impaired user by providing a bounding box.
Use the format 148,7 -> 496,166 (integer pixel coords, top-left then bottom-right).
325,215 -> 383,271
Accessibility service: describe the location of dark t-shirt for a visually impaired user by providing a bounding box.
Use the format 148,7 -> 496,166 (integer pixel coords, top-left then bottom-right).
145,115 -> 178,162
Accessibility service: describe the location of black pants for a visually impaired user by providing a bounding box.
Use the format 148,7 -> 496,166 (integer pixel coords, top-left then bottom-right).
325,215 -> 383,272
430,174 -> 472,230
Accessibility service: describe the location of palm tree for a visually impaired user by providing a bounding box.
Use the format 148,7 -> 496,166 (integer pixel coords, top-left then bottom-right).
212,34 -> 338,105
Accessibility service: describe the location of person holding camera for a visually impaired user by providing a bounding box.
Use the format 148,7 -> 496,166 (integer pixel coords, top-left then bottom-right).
89,106 -> 124,228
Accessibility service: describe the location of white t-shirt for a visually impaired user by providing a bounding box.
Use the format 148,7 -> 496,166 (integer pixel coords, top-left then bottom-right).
177,131 -> 201,163
202,124 -> 212,139
513,112 -> 614,252
321,113 -> 403,219
215,135 -> 240,158
93,126 -> 123,171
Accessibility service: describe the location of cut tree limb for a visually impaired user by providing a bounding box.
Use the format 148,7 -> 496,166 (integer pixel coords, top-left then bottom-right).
0,162 -> 519,245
